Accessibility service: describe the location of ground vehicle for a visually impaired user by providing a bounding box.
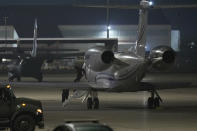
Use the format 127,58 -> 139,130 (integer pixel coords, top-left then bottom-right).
0,84 -> 44,131
53,120 -> 113,131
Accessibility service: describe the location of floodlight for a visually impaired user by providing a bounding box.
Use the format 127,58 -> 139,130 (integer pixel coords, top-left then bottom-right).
149,1 -> 153,6
107,26 -> 111,30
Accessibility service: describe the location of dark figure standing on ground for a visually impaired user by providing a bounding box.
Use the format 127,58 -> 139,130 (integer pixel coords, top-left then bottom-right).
62,66 -> 86,104
62,89 -> 69,103
74,66 -> 85,82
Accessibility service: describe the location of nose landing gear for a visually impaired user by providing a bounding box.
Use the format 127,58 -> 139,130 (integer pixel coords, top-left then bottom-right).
147,89 -> 162,109
87,91 -> 99,110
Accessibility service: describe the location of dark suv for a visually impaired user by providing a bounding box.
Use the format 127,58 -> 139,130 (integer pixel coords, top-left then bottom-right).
0,84 -> 44,131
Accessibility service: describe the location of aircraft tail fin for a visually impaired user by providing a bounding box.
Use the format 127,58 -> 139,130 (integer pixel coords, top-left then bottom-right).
31,19 -> 38,57
133,0 -> 151,57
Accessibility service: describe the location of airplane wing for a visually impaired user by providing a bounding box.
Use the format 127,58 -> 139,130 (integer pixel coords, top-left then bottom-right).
0,52 -> 85,59
0,38 -> 118,59
0,47 -> 79,52
0,38 -> 118,47
139,81 -> 194,91
141,74 -> 197,90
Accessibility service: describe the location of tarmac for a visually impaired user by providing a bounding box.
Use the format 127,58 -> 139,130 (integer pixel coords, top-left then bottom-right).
1,73 -> 197,131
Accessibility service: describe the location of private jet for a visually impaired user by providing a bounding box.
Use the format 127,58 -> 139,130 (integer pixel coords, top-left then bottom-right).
8,0 -> 177,110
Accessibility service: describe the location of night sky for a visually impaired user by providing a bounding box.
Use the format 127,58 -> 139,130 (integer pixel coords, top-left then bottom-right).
0,0 -> 196,47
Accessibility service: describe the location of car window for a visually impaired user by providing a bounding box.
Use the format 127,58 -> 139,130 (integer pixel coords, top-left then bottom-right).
76,126 -> 113,131
8,89 -> 16,99
0,89 -> 13,101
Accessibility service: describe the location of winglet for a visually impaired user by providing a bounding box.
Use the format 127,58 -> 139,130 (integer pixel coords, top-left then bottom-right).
31,19 -> 38,57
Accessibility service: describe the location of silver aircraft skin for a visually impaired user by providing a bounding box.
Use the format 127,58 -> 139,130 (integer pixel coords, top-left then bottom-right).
62,0 -> 175,109
84,51 -> 147,92
83,0 -> 160,92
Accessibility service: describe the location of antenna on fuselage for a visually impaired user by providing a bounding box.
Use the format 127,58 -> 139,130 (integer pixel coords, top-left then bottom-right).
31,19 -> 38,58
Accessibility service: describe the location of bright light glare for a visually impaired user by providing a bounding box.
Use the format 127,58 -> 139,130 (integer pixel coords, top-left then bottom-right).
149,1 -> 153,6
2,58 -> 6,62
37,109 -> 43,113
107,26 -> 111,30
22,103 -> 26,107
6,85 -> 11,89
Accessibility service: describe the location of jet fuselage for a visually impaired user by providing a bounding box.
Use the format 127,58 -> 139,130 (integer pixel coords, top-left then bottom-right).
84,52 -> 148,92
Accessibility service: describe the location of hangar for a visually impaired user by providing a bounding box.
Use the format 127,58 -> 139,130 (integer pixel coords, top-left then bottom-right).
0,24 -> 179,52
59,24 -> 180,52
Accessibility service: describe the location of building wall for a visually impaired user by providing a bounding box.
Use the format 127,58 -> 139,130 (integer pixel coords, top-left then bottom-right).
58,25 -> 172,52
0,26 -> 18,39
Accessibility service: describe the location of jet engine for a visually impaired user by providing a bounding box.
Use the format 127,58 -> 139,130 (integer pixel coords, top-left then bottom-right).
149,46 -> 175,70
85,46 -> 114,72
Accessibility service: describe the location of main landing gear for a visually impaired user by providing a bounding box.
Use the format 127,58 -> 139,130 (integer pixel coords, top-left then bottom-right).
147,89 -> 163,109
61,89 -> 99,110
87,91 -> 99,110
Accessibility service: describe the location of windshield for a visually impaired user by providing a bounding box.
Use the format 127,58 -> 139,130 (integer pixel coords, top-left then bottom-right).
0,88 -> 16,101
9,89 -> 16,99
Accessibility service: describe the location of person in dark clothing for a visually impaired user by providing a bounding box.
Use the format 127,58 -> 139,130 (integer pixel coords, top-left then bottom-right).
62,89 -> 69,103
62,66 -> 85,104
74,66 -> 85,82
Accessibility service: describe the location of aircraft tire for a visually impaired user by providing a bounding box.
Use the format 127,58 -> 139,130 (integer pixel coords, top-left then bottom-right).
154,97 -> 160,108
93,98 -> 99,109
38,78 -> 42,82
17,77 -> 21,82
38,74 -> 43,82
87,97 -> 93,110
12,114 -> 35,131
147,97 -> 154,109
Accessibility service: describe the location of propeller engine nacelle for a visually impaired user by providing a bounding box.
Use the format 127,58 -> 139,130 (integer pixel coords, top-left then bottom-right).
149,46 -> 175,70
85,46 -> 114,72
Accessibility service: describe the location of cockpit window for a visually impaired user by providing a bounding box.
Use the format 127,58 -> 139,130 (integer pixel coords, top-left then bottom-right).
9,89 -> 16,99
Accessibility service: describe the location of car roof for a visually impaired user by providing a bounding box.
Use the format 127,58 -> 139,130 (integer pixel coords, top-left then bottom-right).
66,122 -> 112,130
69,122 -> 104,127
